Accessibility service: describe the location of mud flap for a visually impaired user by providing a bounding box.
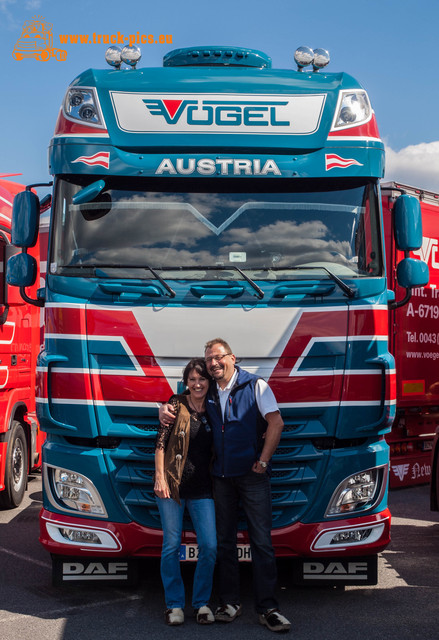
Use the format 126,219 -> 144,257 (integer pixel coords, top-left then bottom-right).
293,555 -> 378,586
52,555 -> 139,586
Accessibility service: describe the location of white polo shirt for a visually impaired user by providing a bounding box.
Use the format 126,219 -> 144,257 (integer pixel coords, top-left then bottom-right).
217,369 -> 279,420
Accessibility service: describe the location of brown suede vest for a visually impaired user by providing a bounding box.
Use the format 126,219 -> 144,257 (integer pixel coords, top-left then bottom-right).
163,395 -> 192,504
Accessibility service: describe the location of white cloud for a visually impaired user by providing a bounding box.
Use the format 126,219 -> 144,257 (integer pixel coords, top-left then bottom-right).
0,0 -> 15,8
0,0 -> 43,30
0,0 -> 16,27
384,141 -> 439,193
25,0 -> 42,9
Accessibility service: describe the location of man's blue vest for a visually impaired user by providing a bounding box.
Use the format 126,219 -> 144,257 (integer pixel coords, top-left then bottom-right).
205,366 -> 267,477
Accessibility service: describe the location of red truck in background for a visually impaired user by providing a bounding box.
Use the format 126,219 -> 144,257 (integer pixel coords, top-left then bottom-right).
383,182 -> 439,488
0,177 -> 44,508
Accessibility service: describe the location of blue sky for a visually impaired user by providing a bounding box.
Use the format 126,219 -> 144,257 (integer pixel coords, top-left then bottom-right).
2,0 -> 439,191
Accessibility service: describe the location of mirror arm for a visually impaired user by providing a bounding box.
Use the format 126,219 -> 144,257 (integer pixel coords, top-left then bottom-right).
388,287 -> 412,310
19,286 -> 44,308
16,248 -> 45,307
389,248 -> 414,310
26,181 -> 53,191
0,304 -> 9,325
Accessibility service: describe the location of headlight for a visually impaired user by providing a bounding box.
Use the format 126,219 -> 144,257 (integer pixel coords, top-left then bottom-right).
332,90 -> 371,129
325,467 -> 385,517
51,467 -> 107,516
63,87 -> 103,126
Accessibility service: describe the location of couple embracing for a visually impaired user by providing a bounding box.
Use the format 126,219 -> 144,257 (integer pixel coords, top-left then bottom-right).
154,337 -> 291,633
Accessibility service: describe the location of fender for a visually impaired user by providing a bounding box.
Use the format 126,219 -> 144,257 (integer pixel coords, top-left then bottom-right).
0,396 -> 34,490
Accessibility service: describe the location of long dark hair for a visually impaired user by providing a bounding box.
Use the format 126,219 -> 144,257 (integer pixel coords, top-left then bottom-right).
182,358 -> 209,385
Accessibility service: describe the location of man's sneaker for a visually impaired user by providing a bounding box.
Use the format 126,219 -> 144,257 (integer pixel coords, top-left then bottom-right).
259,608 -> 291,632
214,603 -> 242,622
165,608 -> 184,625
195,605 -> 215,624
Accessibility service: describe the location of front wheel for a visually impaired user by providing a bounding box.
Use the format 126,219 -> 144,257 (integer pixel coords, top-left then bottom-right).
0,421 -> 28,509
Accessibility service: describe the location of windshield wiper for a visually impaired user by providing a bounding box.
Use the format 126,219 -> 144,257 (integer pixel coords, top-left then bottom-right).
176,265 -> 264,299
68,264 -> 177,298
280,266 -> 355,298
217,265 -> 264,299
143,265 -> 176,298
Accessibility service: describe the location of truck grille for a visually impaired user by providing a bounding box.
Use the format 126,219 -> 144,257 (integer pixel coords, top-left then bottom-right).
104,413 -> 327,531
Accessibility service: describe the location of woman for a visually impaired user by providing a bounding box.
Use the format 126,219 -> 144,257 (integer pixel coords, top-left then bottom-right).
154,358 -> 216,626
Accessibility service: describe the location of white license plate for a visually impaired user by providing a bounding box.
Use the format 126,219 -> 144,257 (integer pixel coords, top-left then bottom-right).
180,544 -> 252,562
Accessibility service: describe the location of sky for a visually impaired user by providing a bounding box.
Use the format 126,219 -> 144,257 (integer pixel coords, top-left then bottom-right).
2,0 -> 439,193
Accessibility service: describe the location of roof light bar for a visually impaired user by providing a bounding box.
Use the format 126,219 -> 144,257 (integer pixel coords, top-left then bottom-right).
294,46 -> 330,72
105,45 -> 141,69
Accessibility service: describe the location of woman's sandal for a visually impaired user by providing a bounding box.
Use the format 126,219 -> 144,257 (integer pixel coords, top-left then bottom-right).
165,608 -> 184,625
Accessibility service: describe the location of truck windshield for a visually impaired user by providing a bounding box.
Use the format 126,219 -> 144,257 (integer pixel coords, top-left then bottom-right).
51,177 -> 382,280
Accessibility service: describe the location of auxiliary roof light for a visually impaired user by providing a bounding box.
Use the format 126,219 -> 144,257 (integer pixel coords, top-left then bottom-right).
312,48 -> 330,71
294,46 -> 314,71
121,44 -> 142,68
294,46 -> 330,72
105,45 -> 122,69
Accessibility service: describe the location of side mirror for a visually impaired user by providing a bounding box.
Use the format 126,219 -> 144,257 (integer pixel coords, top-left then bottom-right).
397,258 -> 429,289
6,253 -> 37,288
73,179 -> 105,205
394,194 -> 423,251
12,191 -> 40,247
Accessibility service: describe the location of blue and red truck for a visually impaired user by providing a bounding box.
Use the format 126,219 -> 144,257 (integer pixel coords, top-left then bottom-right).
8,44 -> 428,584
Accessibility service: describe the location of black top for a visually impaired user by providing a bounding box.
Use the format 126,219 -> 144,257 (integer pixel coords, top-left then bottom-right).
156,395 -> 213,499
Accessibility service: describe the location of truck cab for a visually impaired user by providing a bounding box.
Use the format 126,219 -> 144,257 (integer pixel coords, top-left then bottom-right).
7,45 -> 428,584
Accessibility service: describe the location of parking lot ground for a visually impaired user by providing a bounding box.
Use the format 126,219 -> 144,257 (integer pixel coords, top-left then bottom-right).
0,476 -> 438,640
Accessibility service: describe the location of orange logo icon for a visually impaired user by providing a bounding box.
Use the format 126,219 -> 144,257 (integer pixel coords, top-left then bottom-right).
13,16 -> 67,61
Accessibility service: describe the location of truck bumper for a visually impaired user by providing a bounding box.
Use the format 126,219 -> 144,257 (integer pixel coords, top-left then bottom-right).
40,507 -> 391,558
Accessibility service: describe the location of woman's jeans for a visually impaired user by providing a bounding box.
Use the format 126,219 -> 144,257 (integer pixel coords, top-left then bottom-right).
156,497 -> 217,609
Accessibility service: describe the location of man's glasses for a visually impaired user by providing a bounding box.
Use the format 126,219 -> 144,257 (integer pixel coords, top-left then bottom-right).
205,353 -> 232,365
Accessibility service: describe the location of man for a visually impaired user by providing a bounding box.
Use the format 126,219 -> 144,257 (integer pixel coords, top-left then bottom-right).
159,338 -> 291,633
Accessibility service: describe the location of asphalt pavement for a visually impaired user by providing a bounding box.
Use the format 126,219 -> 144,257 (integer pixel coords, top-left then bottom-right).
0,475 -> 438,640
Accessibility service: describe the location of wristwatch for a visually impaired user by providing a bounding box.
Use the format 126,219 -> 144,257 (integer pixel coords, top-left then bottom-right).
258,460 -> 268,468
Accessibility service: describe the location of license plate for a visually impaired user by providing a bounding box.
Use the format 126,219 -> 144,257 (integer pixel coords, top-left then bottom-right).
180,544 -> 252,562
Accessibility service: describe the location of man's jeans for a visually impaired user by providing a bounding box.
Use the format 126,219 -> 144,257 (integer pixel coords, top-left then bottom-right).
213,471 -> 278,613
156,497 -> 217,609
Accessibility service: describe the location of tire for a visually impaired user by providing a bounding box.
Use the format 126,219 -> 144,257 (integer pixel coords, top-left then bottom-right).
0,421 -> 28,509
